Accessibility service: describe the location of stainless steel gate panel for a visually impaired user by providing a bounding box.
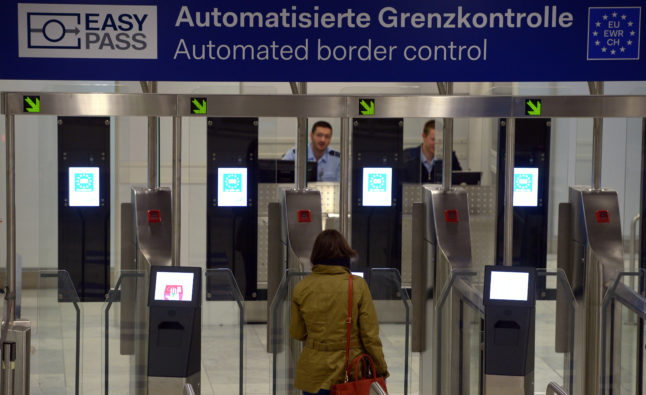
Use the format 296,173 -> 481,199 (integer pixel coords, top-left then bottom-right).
132,187 -> 173,267
418,185 -> 476,395
563,186 -> 624,395
282,189 -> 323,272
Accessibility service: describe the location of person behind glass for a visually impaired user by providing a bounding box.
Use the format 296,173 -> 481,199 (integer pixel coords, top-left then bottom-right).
290,230 -> 389,395
282,120 -> 340,181
401,119 -> 462,183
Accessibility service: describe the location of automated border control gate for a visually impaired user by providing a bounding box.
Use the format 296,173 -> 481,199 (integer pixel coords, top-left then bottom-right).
3,93 -> 646,395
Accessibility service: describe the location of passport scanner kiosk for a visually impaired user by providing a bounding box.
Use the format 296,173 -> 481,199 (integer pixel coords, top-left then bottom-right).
483,265 -> 536,395
147,266 -> 202,394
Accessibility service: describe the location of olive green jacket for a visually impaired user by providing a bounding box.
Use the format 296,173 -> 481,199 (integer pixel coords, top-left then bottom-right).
290,265 -> 389,393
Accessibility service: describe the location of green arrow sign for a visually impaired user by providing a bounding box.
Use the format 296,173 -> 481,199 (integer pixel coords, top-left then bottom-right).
191,97 -> 207,114
359,98 -> 375,115
24,96 -> 40,113
525,99 -> 542,116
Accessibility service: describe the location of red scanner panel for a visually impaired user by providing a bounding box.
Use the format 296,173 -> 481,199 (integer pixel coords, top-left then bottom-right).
148,209 -> 162,223
297,210 -> 312,223
595,210 -> 610,223
445,209 -> 459,223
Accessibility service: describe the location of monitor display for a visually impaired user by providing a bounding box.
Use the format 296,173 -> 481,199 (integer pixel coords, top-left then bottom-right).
218,167 -> 247,207
362,167 -> 392,207
153,271 -> 195,302
69,167 -> 100,207
513,167 -> 539,207
489,271 -> 529,301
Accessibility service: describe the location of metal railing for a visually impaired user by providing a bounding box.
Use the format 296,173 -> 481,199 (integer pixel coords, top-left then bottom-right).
184,383 -> 196,395
546,381 -> 568,395
370,381 -> 388,395
630,214 -> 640,292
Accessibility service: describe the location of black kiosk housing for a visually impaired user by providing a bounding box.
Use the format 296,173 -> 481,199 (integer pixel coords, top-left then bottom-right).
147,266 -> 202,384
483,265 -> 536,393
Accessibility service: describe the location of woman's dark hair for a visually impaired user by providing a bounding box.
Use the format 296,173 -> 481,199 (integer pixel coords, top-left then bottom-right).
310,230 -> 357,267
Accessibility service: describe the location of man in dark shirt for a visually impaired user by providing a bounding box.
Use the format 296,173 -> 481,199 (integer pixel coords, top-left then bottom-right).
401,120 -> 462,183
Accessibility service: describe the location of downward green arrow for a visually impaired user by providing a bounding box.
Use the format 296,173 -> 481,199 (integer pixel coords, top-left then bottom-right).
526,100 -> 541,116
360,99 -> 375,115
192,98 -> 207,114
25,97 -> 40,113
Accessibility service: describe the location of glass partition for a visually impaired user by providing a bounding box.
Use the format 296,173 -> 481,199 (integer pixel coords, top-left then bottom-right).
366,268 -> 412,395
202,268 -> 245,395
435,270 -> 483,395
601,270 -> 646,395
535,269 -> 577,394
270,271 -> 306,395
35,270 -> 82,395
102,270 -> 146,395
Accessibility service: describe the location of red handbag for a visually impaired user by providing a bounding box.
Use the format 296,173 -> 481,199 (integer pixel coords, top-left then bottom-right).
330,274 -> 388,395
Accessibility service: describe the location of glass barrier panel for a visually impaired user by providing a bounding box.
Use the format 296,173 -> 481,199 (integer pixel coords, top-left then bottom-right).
601,271 -> 644,395
435,271 -> 480,395
367,268 -> 412,395
101,270 -> 147,395
35,270 -> 82,395
202,268 -> 245,395
463,295 -> 484,395
617,301 -> 640,394
270,271 -> 307,395
535,270 -> 577,394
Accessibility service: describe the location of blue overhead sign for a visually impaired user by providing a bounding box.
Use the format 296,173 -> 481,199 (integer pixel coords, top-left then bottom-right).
0,0 -> 644,81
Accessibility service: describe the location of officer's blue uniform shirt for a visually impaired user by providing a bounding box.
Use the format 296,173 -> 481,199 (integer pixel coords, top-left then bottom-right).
282,144 -> 340,181
420,146 -> 436,174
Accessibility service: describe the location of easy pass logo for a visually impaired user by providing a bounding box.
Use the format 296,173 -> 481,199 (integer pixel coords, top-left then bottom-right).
18,3 -> 157,59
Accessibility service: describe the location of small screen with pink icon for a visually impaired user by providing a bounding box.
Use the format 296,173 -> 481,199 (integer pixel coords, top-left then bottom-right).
154,271 -> 195,302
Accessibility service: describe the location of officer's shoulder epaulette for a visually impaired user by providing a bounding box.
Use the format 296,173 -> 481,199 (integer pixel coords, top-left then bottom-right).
329,149 -> 341,157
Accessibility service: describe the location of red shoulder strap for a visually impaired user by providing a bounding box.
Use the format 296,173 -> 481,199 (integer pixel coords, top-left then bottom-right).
343,273 -> 353,382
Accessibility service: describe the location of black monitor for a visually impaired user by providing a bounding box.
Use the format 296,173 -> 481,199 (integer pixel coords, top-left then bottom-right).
430,160 -> 481,185
148,266 -> 201,307
257,159 -> 317,183
451,171 -> 481,185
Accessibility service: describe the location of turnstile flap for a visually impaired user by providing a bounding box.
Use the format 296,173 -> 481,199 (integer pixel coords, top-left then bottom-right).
282,189 -> 323,268
424,185 -> 472,268
132,187 -> 172,267
570,186 -> 624,287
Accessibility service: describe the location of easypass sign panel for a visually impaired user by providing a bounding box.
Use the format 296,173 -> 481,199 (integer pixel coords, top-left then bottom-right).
17,3 -> 157,58
1,0 -> 644,81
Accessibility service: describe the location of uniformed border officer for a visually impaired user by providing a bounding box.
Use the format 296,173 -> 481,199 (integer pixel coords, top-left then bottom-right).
282,120 -> 340,182
402,119 -> 461,183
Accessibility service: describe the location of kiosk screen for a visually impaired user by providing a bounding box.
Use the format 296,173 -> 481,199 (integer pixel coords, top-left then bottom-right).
153,271 -> 195,302
513,167 -> 539,207
69,167 -> 100,207
362,167 -> 392,207
218,167 -> 247,207
489,271 -> 529,301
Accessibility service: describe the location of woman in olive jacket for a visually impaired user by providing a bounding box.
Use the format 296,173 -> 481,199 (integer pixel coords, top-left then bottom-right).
290,230 -> 389,395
